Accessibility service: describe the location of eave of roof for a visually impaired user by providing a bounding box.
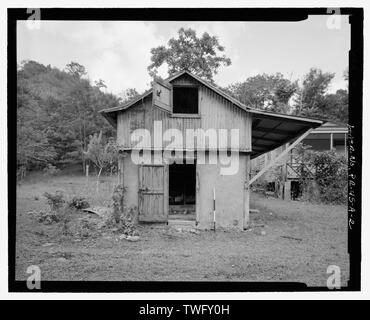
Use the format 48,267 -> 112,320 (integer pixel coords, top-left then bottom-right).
250,110 -> 324,159
248,108 -> 323,125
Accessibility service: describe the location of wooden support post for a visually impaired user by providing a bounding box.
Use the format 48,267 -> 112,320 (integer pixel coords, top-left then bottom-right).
243,154 -> 251,230
164,164 -> 169,221
249,128 -> 313,186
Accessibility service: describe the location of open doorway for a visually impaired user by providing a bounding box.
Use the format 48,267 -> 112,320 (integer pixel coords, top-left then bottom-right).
168,163 -> 196,221
291,180 -> 302,200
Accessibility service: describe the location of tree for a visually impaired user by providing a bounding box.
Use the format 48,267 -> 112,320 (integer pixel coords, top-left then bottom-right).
148,28 -> 231,83
225,73 -> 298,113
119,88 -> 140,104
94,79 -> 107,90
84,132 -> 118,191
323,89 -> 348,123
17,60 -> 119,172
343,67 -> 349,83
293,68 -> 335,118
65,61 -> 87,79
293,68 -> 348,122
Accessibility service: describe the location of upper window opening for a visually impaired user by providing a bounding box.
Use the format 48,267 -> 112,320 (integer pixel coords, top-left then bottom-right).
173,86 -> 198,114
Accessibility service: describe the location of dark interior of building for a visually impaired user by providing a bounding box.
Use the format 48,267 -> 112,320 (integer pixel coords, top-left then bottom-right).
169,163 -> 196,220
172,86 -> 198,114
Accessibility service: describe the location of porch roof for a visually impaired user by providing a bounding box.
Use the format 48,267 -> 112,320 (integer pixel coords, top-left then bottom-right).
249,109 -> 323,159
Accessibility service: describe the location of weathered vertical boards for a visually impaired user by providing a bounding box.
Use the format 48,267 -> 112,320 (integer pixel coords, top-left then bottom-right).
138,165 -> 168,222
117,73 -> 252,151
243,154 -> 251,230
153,80 -> 172,113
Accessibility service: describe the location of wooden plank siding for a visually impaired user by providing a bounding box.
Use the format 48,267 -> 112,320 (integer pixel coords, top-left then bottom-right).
117,73 -> 252,151
138,165 -> 168,222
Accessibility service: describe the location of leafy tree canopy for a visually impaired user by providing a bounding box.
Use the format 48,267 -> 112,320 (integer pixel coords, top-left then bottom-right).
225,73 -> 298,113
17,60 -> 120,171
148,28 -> 231,83
293,68 -> 347,122
118,88 -> 141,104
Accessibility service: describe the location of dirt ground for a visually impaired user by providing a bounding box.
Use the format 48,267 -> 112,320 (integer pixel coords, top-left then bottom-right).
15,172 -> 349,286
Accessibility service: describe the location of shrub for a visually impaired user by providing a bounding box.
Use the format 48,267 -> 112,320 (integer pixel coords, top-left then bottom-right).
43,164 -> 60,176
107,184 -> 138,236
311,151 -> 347,204
117,207 -> 138,236
78,218 -> 99,238
61,216 -> 72,235
68,196 -> 90,210
37,210 -> 62,225
43,191 -> 65,211
112,184 -> 126,223
299,150 -> 348,205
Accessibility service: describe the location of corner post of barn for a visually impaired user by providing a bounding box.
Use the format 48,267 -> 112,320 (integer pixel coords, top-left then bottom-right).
243,153 -> 251,230
117,151 -> 126,214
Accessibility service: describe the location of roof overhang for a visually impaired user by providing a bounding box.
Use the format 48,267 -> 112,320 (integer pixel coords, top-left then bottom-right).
249,109 -> 324,159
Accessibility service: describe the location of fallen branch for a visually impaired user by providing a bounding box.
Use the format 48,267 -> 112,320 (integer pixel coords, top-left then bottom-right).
281,235 -> 302,241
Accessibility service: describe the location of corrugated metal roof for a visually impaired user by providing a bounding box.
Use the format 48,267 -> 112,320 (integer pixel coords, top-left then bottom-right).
250,111 -> 323,158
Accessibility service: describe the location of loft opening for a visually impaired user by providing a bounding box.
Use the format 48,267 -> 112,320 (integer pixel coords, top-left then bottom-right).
172,86 -> 199,114
169,163 -> 196,221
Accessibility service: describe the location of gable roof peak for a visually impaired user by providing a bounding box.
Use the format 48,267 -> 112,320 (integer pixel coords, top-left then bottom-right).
100,69 -> 250,114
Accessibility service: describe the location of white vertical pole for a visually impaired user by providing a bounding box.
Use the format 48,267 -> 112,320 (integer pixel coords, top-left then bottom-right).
86,164 -> 89,183
213,187 -> 216,231
330,133 -> 333,150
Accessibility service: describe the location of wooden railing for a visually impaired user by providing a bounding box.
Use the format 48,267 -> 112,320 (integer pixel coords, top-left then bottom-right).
286,162 -> 315,180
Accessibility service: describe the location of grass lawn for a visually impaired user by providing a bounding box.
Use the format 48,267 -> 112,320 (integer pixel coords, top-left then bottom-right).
15,171 -> 349,286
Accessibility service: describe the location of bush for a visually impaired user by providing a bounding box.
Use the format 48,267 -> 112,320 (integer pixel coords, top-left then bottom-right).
311,151 -> 347,204
43,191 -> 65,211
78,218 -> 98,238
112,184 -> 126,223
37,210 -> 62,225
299,150 -> 348,205
68,196 -> 90,210
106,184 -> 138,236
43,164 -> 60,176
117,207 -> 138,236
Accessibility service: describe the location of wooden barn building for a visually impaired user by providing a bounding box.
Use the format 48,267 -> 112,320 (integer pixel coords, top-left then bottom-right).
101,70 -> 323,230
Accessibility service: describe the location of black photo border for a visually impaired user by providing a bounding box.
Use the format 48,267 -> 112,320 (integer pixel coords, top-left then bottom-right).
8,7 -> 363,293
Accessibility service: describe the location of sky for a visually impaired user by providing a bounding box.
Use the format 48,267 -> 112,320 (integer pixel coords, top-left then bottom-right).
17,16 -> 350,96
